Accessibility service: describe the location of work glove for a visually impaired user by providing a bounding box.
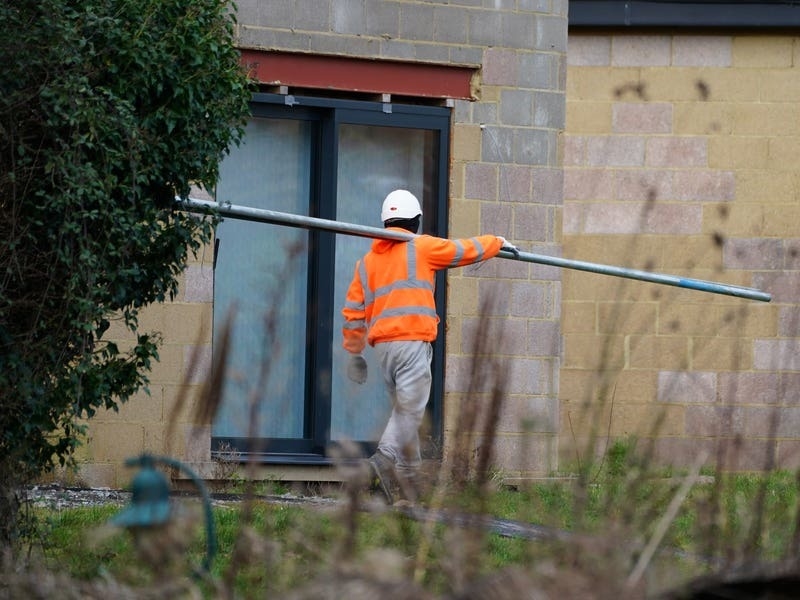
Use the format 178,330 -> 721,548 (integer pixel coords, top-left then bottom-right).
347,354 -> 368,384
497,236 -> 520,257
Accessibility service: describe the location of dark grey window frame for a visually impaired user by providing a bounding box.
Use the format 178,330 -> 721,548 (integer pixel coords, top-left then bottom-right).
211,92 -> 451,465
570,1 -> 800,28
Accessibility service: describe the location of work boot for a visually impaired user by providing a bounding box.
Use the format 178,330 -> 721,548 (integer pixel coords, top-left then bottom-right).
367,451 -> 396,504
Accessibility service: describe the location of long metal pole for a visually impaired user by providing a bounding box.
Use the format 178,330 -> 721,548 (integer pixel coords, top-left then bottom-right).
176,197 -> 772,303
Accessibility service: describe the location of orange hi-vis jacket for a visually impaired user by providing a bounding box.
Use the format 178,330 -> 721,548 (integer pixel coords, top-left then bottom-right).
342,229 -> 504,354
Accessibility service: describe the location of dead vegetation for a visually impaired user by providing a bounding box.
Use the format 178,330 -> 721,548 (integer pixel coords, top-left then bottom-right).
4,236 -> 799,599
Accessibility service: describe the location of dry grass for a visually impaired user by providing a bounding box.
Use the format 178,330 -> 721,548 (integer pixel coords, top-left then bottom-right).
5,232 -> 800,599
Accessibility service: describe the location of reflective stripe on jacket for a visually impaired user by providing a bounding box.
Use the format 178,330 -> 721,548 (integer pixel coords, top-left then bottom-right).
342,229 -> 503,353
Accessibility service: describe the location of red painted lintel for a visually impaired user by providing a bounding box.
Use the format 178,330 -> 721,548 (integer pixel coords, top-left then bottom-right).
239,49 -> 477,100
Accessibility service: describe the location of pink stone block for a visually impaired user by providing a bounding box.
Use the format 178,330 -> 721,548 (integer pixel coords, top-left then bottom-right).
779,307 -> 800,337
753,272 -> 800,304
596,203 -> 643,233
643,203 -> 704,234
672,35 -> 732,68
531,168 -> 564,206
499,165 -> 532,202
673,170 -> 735,201
586,136 -> 646,166
509,281 -> 550,318
513,204 -> 550,242
777,441 -> 800,470
482,48 -> 518,86
744,407 -> 800,439
184,344 -> 212,385
497,396 -> 558,434
655,437 -> 775,472
465,163 -> 498,201
717,438 -> 779,471
717,372 -> 782,405
611,35 -> 671,67
563,136 -> 584,166
445,355 -> 494,393
478,279 -> 512,315
489,435 -> 555,474
754,339 -> 800,371
519,243 -> 561,281
685,405 -> 744,436
781,374 -> 800,404
646,137 -> 707,168
183,424 -> 211,462
183,264 -> 214,303
508,358 -> 549,395
561,202 -> 581,234
462,317 -> 527,355
786,239 -> 800,269
723,238 -> 784,270
564,168 -> 616,200
463,255 -> 530,280
564,202 -> 702,235
527,320 -> 561,356
616,169 -> 674,201
567,35 -> 611,66
496,257 -> 534,280
741,406 -> 782,437
612,103 -> 672,134
658,370 -> 716,403
653,438 -> 716,468
481,202 -> 513,235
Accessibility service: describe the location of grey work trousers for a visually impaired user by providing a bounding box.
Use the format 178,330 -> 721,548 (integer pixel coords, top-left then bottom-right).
374,340 -> 433,473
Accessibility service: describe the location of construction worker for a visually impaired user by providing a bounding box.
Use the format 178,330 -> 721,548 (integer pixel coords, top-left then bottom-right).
341,189 -> 517,503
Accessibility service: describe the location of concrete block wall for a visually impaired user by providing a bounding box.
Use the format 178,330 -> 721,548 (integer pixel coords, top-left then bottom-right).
563,33 -> 800,471
236,0 -> 568,479
69,259 -> 215,487
71,1 -> 569,486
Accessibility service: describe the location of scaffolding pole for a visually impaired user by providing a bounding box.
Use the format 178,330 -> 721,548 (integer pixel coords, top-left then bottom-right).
176,197 -> 772,303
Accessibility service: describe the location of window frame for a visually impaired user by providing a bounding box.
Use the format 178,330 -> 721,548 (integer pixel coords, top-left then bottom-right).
211,93 -> 452,465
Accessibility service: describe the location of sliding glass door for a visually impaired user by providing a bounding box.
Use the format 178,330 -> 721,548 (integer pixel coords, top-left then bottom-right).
212,95 -> 449,462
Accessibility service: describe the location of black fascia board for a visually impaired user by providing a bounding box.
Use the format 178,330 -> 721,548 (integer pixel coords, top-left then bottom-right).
570,1 -> 800,28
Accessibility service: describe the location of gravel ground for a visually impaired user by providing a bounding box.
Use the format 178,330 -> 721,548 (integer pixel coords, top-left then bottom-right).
23,483 -> 343,511
25,484 -> 132,510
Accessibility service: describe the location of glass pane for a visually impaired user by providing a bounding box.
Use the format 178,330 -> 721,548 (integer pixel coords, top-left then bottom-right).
331,124 -> 438,442
213,117 -> 311,440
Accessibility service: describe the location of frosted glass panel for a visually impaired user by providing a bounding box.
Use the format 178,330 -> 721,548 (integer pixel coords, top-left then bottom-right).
213,117 -> 311,439
330,124 -> 435,441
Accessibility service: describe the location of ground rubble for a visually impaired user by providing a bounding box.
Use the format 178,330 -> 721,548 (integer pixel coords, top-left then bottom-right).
25,484 -> 131,511
23,482 -> 340,511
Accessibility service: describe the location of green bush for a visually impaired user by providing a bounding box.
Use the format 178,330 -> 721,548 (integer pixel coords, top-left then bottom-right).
0,0 -> 251,543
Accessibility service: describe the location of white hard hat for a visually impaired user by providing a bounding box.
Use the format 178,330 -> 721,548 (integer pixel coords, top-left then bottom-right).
381,189 -> 421,223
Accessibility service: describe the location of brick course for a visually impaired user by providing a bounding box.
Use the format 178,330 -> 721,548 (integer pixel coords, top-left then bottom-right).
74,1 -> 568,486
563,32 -> 800,472
76,17 -> 798,486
